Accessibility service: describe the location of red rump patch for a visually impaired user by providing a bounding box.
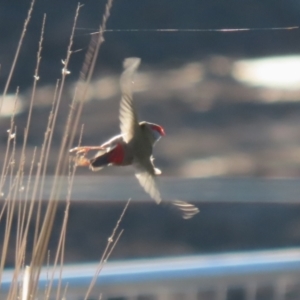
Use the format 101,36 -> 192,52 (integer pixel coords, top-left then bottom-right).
108,143 -> 124,165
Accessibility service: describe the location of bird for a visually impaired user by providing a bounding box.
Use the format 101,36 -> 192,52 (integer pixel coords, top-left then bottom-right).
70,57 -> 199,219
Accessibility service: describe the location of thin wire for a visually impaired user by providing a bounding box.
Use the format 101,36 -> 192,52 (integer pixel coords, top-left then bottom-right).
75,26 -> 299,35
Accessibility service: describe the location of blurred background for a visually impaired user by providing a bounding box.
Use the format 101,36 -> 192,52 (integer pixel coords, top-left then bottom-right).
1,0 -> 300,177
1,0 -> 300,299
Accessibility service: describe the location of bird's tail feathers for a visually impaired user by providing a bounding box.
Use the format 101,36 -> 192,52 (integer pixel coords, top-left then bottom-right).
89,152 -> 110,171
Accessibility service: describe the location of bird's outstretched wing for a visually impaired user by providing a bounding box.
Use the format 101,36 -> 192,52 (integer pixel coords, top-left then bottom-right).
119,57 -> 141,143
135,171 -> 162,204
134,158 -> 162,204
134,158 -> 199,219
172,200 -> 200,219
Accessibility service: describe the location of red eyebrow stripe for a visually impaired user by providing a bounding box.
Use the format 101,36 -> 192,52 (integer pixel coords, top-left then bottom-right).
150,124 -> 165,135
108,143 -> 125,165
151,125 -> 165,136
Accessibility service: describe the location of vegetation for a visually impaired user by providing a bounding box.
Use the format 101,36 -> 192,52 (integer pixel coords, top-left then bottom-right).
0,1 -> 128,299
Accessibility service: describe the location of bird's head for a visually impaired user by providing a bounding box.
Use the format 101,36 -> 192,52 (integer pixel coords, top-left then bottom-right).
139,121 -> 165,144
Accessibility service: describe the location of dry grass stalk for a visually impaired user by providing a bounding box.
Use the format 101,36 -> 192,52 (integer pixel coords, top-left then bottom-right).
84,199 -> 130,300
34,79 -> 60,247
27,5 -> 83,298
0,0 -> 36,115
0,0 -> 124,299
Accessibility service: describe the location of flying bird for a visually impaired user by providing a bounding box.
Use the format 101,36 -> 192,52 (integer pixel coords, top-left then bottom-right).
70,57 -> 199,219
